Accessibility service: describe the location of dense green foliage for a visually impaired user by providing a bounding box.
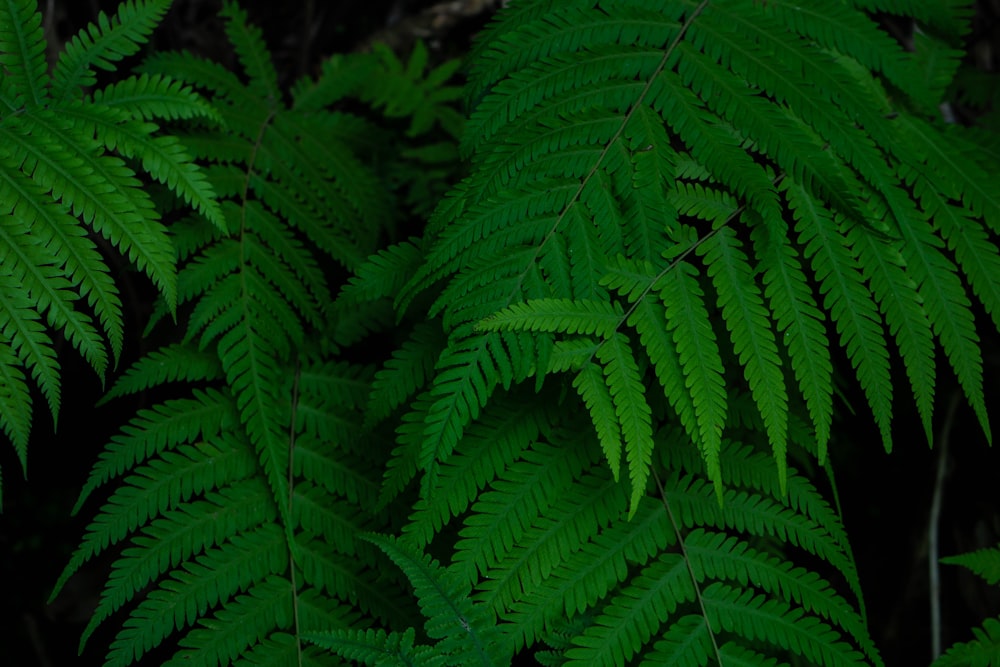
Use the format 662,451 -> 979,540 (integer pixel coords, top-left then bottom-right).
1,0 -> 998,664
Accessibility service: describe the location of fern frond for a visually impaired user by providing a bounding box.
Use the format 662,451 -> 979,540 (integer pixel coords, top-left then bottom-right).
787,181 -> 894,451
338,239 -> 425,310
57,2 -> 1000,666
657,261 -> 727,492
477,298 -> 623,338
99,343 -> 223,404
306,627 -> 437,667
92,72 -> 221,122
0,266 -> 62,420
893,201 -> 990,443
159,577 -> 294,667
844,215 -> 936,444
0,0 -> 48,107
685,530 -> 880,663
700,225 -> 788,486
60,103 -> 225,231
597,332 -> 654,515
932,618 -> 1000,667
0,208 -> 108,373
366,533 -> 507,666
406,391 -> 550,547
366,320 -> 447,428
141,51 -> 256,108
564,552 -> 692,666
219,2 -> 280,101
453,439 -> 591,585
502,496 -> 675,653
753,226 -> 833,461
0,163 -> 126,361
703,582 -> 868,666
80,489 -> 277,651
0,339 -> 31,468
50,0 -> 173,99
471,445 -> 625,614
574,360 -> 623,482
362,40 -> 464,138
898,115 -> 1000,230
3,109 -> 178,309
420,329 -> 538,484
60,4 -> 462,663
943,544 -> 1000,587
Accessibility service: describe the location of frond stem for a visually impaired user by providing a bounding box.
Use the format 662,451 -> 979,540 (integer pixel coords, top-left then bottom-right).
287,360 -> 304,666
578,171 -> 786,377
653,467 -> 724,665
508,0 -> 713,307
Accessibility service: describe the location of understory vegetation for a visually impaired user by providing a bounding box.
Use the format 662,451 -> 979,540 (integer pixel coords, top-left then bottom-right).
2,0 -> 1000,665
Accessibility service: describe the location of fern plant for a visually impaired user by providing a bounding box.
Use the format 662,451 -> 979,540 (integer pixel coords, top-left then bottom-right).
933,545 -> 1000,666
49,2 -> 464,664
0,0 -> 221,505
400,0 -> 999,507
333,0 -> 1000,664
51,0 -> 1000,665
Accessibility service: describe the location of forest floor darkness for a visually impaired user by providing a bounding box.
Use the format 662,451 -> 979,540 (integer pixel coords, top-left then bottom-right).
2,1 -> 1000,665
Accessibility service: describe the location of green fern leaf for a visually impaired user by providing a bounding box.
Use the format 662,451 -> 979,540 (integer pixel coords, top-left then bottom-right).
477,298 -> 623,338
932,617 -> 1000,667
657,261 -> 727,494
700,225 -> 788,487
564,553 -> 692,666
99,343 -> 222,404
845,215 -> 937,444
627,297 -> 703,473
787,181 -> 894,451
0,162 -> 126,362
0,207 -> 108,373
0,0 -> 48,107
3,109 -> 178,309
405,391 -> 549,547
93,72 -> 221,122
897,116 -> 1000,230
943,544 -> 1000,586
339,239 -> 425,309
217,307 -> 291,510
366,320 -> 447,428
159,577 -> 294,667
80,482 -> 274,649
597,332 -> 654,515
140,50 -> 256,109
362,40 -> 464,138
58,5 -> 459,663
0,268 -> 62,421
306,627 -> 441,667
68,389 -> 238,515
502,496 -> 675,653
685,529 -> 881,664
220,1 -> 280,102
366,533 -> 507,666
0,340 -> 30,471
704,582 -> 868,666
573,360 -> 622,480
750,0 -> 930,101
60,100 -> 225,231
753,226 -> 834,461
50,0 -> 173,99
420,329 -> 537,486
453,440 -> 589,585
640,614 -> 716,667
895,202 -> 990,444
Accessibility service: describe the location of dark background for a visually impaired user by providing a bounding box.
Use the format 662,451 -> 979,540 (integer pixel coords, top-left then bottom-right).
1,1 -> 999,665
